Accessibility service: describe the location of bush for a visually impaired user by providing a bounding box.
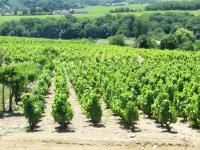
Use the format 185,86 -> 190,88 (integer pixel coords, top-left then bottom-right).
52,93 -> 73,128
86,93 -> 102,124
142,90 -> 155,117
52,65 -> 73,128
160,34 -> 178,50
22,68 -> 51,130
180,41 -> 194,51
55,75 -> 68,95
186,95 -> 200,127
173,92 -> 187,118
158,100 -> 178,132
81,91 -> 102,124
124,101 -> 139,131
153,97 -> 178,132
137,35 -> 155,49
109,35 -> 125,46
194,41 -> 200,51
175,28 -> 195,44
152,92 -> 169,122
22,93 -> 43,130
175,28 -> 196,50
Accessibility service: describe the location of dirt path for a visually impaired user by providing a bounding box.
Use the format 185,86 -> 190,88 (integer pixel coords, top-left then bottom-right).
36,77 -> 56,133
0,112 -> 27,136
0,139 -> 189,150
67,81 -> 129,141
67,81 -> 91,133
134,113 -> 200,148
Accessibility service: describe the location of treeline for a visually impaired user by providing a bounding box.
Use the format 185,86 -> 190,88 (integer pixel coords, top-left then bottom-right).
129,0 -> 156,3
0,13 -> 200,39
146,1 -> 200,11
0,15 -> 142,39
136,12 -> 200,50
1,13 -> 200,50
110,7 -> 137,13
148,13 -> 200,40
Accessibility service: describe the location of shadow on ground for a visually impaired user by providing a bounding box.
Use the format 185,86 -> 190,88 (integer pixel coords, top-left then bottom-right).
55,125 -> 75,133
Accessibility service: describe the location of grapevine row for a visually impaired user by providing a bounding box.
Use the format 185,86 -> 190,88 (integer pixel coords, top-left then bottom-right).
52,64 -> 73,128
22,68 -> 51,130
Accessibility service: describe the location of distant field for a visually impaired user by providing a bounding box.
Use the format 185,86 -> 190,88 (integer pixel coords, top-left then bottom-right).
73,4 -> 147,18
0,15 -> 64,24
0,4 -> 147,23
0,4 -> 200,24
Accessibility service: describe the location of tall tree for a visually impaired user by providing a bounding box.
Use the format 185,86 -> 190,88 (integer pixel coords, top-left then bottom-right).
0,49 -> 5,112
0,65 -> 26,113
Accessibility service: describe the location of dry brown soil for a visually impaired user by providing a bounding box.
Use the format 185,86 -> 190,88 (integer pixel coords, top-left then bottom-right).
0,79 -> 199,150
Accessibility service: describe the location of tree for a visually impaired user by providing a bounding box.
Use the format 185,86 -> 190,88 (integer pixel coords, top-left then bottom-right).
0,65 -> 26,113
0,50 -> 5,112
84,23 -> 99,38
176,28 -> 195,44
40,18 -> 61,38
135,17 -> 149,38
59,22 -> 80,39
160,34 -> 178,50
175,28 -> 196,50
116,15 -> 136,37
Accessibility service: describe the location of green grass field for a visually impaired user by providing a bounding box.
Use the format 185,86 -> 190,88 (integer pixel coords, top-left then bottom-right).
0,15 -> 64,24
0,4 -> 147,23
0,4 -> 200,24
73,4 -> 147,18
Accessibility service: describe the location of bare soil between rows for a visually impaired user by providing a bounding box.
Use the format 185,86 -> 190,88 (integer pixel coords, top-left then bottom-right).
0,79 -> 199,150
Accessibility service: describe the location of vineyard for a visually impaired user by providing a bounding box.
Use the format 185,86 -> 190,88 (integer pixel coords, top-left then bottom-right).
0,36 -> 200,149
